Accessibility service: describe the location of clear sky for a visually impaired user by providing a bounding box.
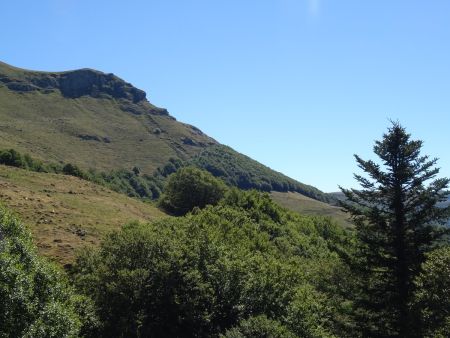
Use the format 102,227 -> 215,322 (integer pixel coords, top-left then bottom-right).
1,1 -> 450,192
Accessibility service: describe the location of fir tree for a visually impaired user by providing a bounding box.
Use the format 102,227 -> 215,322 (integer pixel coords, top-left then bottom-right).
340,122 -> 450,337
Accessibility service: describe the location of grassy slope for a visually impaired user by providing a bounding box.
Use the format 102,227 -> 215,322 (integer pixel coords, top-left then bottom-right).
0,61 -> 215,174
270,191 -> 351,227
0,165 -> 165,264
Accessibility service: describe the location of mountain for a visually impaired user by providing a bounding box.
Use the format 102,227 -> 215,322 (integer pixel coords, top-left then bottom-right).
0,61 -> 216,174
0,61 -> 330,201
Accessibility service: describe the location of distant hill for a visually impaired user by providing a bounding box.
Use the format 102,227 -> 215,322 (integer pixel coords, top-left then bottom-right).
270,191 -> 351,227
328,191 -> 450,227
0,165 -> 165,264
0,61 -> 330,202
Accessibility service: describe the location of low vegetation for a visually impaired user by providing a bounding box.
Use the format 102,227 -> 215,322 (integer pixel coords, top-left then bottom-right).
0,60 -> 216,176
0,148 -> 164,199
270,191 -> 351,227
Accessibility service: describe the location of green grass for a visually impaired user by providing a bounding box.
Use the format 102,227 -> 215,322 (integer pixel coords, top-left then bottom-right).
0,165 -> 166,264
0,61 -> 216,175
270,191 -> 352,227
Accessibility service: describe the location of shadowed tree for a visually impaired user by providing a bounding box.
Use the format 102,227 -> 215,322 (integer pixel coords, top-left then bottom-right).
340,122 -> 450,337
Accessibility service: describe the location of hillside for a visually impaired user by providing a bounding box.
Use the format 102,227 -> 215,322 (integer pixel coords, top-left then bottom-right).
189,145 -> 331,201
270,191 -> 351,227
0,61 -> 216,174
0,165 -> 165,265
0,61 -> 331,202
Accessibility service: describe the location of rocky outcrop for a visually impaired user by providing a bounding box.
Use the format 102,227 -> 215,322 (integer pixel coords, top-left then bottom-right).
58,70 -> 146,102
0,68 -> 146,103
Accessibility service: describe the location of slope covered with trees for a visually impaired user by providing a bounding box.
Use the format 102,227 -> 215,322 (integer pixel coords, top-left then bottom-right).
0,123 -> 449,337
188,145 -> 331,202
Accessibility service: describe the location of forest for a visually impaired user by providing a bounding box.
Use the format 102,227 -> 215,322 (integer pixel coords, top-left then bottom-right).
1,123 -> 449,338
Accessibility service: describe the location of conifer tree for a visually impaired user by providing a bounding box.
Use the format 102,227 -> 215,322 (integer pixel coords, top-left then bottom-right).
340,122 -> 450,337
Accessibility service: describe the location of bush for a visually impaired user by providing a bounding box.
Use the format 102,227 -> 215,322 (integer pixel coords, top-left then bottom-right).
62,163 -> 85,178
159,166 -> 228,215
0,207 -> 94,337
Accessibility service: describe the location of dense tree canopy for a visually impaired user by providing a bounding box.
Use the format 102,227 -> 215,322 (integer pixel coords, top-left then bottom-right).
72,189 -> 352,337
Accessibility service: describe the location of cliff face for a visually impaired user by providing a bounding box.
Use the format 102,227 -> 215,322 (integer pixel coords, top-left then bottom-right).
0,66 -> 146,103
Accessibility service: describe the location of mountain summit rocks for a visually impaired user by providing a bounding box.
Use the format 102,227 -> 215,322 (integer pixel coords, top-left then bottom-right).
0,64 -> 146,103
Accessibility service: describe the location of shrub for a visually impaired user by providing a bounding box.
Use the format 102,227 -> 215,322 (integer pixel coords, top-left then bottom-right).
159,166 -> 228,215
0,207 -> 94,337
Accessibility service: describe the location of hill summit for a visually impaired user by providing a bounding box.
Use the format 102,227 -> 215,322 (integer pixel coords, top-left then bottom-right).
1,65 -> 144,103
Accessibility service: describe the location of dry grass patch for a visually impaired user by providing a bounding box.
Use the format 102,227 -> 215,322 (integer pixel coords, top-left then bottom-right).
0,165 -> 166,264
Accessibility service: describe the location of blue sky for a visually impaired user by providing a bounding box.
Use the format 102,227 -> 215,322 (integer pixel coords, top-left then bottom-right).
2,0 -> 450,192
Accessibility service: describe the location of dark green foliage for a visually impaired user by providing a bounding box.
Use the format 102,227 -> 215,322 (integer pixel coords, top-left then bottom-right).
159,166 -> 228,215
0,207 -> 96,337
221,315 -> 296,338
63,162 -> 86,178
414,246 -> 450,337
72,189 -> 351,337
340,122 -> 450,337
157,157 -> 184,177
92,169 -> 163,200
189,145 -> 330,202
0,148 -> 49,172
